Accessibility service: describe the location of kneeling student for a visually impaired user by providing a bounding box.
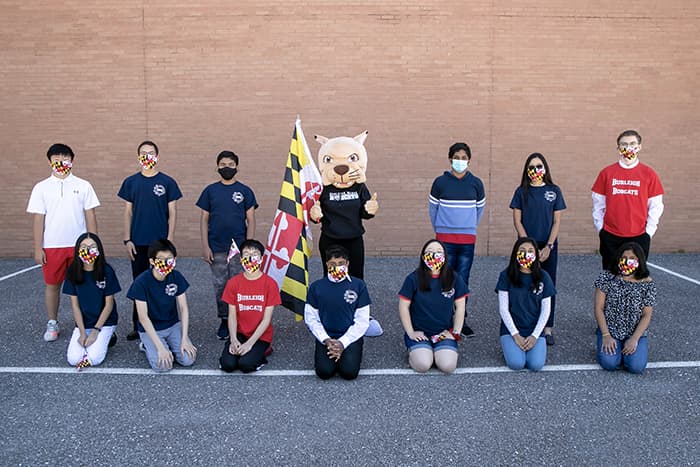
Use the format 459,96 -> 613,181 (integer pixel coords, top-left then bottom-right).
496,237 -> 555,371
304,245 -> 371,380
219,239 -> 280,373
398,239 -> 466,374
127,239 -> 197,372
63,233 -> 120,368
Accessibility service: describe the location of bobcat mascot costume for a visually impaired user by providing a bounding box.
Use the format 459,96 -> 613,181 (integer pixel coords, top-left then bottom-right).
310,130 -> 382,336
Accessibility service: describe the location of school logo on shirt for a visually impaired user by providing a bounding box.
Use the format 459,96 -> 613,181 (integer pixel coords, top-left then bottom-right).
232,192 -> 244,204
533,282 -> 544,295
441,288 -> 455,298
344,289 -> 358,304
165,284 -> 178,296
544,191 -> 557,202
153,184 -> 166,197
329,191 -> 360,202
611,178 -> 640,196
95,280 -> 106,289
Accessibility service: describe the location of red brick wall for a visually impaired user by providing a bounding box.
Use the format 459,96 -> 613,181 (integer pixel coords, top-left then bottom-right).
3,1 -> 698,257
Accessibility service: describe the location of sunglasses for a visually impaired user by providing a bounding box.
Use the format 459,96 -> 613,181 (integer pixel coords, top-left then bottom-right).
528,164 -> 544,170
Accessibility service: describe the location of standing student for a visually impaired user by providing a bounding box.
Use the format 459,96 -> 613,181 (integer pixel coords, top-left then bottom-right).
119,140 -> 182,341
495,237 -> 555,371
27,143 -> 100,341
196,150 -> 258,340
127,239 -> 197,372
398,239 -> 466,374
63,233 -> 120,367
219,240 -> 280,373
510,152 -> 566,345
429,142 -> 485,337
304,245 -> 371,380
594,242 -> 655,374
592,130 -> 664,271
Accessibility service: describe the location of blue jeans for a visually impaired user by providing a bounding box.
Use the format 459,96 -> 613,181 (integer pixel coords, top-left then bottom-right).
139,322 -> 196,372
444,242 -> 475,291
596,329 -> 648,374
500,335 -> 547,371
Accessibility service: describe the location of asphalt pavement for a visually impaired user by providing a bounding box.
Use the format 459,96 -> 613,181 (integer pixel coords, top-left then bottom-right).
0,253 -> 698,466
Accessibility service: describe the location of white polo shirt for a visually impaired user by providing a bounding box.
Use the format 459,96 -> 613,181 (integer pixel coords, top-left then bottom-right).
27,173 -> 100,248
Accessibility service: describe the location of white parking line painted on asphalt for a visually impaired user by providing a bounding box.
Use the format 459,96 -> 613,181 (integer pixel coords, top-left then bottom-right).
647,261 -> 700,286
0,264 -> 41,282
0,361 -> 698,376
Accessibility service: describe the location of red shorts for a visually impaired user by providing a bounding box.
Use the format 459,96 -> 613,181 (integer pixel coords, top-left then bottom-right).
42,247 -> 74,285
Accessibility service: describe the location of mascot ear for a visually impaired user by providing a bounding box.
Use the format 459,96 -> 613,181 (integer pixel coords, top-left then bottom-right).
314,135 -> 329,145
353,131 -> 368,145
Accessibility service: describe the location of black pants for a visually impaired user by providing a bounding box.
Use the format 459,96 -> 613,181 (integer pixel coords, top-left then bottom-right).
536,241 -> 558,328
219,334 -> 270,373
599,229 -> 651,271
314,338 -> 363,380
319,234 -> 365,279
130,245 -> 150,331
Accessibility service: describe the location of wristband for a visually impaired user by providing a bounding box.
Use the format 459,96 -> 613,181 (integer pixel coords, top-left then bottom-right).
123,239 -> 132,245
547,243 -> 554,250
602,332 -> 610,337
450,330 -> 462,342
94,327 -> 102,332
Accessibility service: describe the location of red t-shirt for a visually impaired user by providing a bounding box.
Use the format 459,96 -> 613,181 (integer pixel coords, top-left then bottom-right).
591,162 -> 664,237
221,273 -> 281,343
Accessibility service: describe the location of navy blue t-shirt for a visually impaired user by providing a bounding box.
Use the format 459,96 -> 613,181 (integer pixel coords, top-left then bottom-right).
398,270 -> 467,336
62,265 -> 121,328
495,270 -> 555,337
509,185 -> 566,243
118,172 -> 183,246
195,180 -> 258,253
127,269 -> 189,332
306,277 -> 371,338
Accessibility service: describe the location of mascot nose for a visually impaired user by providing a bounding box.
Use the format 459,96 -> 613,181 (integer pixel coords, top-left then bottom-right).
334,165 -> 349,176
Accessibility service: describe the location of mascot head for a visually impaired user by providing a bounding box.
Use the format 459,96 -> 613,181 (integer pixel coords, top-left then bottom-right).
314,131 -> 368,189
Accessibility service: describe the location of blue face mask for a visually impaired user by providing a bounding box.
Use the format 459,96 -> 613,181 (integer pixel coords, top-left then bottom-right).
451,159 -> 469,173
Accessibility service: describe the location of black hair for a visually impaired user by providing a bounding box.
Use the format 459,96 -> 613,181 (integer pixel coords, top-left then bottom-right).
519,152 -> 557,208
416,239 -> 455,293
240,239 -> 264,256
46,143 -> 75,161
616,130 -> 642,145
325,244 -> 350,263
448,142 -> 471,160
506,237 -> 543,292
137,140 -> 159,155
66,232 -> 107,284
148,238 -> 177,260
612,242 -> 650,280
217,150 -> 239,165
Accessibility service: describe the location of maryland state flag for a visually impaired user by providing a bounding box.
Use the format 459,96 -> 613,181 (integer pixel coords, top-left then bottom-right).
262,118 -> 323,315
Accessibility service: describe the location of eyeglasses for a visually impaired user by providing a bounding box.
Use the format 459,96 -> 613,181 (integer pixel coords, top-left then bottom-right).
618,142 -> 639,149
528,164 -> 544,170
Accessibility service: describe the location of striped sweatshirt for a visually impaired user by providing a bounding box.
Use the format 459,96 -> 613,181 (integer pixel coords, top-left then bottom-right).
429,170 -> 486,244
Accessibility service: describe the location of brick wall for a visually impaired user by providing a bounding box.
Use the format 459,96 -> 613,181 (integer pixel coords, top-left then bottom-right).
2,1 -> 698,258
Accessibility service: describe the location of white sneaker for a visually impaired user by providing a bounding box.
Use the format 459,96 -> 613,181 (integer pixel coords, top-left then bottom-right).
365,317 -> 383,337
43,320 -> 59,342
138,341 -> 146,352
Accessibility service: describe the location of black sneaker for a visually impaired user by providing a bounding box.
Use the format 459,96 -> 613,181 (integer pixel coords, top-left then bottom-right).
545,334 -> 555,346
126,330 -> 139,341
108,333 -> 118,348
461,324 -> 475,338
217,319 -> 229,340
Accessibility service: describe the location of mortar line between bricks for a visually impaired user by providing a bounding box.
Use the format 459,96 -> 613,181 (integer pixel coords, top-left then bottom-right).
0,361 -> 697,377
